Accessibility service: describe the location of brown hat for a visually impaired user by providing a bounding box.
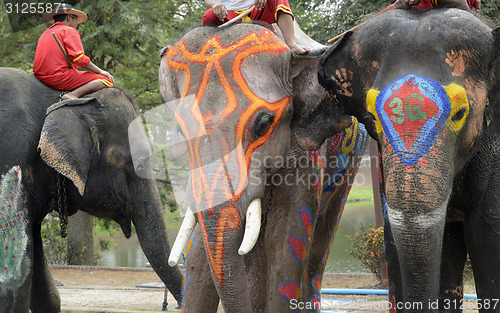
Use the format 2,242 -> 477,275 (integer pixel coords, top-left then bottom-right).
42,3 -> 87,25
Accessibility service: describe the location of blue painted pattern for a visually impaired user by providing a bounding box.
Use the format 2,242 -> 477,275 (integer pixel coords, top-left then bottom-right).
375,75 -> 451,166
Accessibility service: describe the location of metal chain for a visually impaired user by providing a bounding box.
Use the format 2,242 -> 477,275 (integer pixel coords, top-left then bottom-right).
57,173 -> 68,238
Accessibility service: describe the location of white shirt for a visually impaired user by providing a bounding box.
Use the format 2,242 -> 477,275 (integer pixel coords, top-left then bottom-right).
223,0 -> 254,11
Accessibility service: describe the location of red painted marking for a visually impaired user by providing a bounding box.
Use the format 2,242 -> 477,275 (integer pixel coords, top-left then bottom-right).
311,295 -> 321,310
384,80 -> 439,151
330,133 -> 343,152
418,158 -> 428,167
404,166 -> 415,173
299,209 -> 313,239
313,275 -> 321,291
288,237 -> 307,262
278,281 -> 300,300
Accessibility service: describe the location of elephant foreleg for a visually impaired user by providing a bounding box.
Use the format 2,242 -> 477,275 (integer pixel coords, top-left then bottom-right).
182,226 -> 219,313
30,222 -> 60,313
384,217 -> 403,313
438,221 -> 467,313
264,201 -> 313,313
466,204 -> 500,313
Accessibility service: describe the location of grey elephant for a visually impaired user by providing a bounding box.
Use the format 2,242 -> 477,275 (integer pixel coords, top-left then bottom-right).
312,8 -> 500,313
157,23 -> 368,312
0,67 -> 183,312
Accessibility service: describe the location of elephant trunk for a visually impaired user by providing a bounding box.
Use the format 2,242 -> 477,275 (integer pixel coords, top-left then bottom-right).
129,180 -> 184,306
385,165 -> 452,312
193,199 -> 261,313
387,201 -> 447,312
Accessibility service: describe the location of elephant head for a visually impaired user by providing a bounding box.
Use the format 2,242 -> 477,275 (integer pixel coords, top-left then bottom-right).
158,23 -> 356,312
36,88 -> 184,307
316,8 -> 500,310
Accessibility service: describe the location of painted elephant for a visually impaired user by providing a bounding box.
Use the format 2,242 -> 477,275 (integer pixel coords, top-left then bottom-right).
0,67 -> 183,312
315,8 -> 500,313
158,23 -> 368,312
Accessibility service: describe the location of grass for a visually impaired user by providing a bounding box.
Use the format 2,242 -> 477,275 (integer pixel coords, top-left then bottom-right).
347,186 -> 374,202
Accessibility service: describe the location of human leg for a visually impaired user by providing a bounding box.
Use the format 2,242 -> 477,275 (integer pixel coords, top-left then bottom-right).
63,80 -> 107,99
276,11 -> 309,55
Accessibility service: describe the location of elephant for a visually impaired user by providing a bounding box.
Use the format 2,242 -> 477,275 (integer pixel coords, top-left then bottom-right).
314,8 -> 500,313
157,23 -> 368,312
0,67 -> 184,312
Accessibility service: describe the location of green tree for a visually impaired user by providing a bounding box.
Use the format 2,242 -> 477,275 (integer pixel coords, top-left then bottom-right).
293,0 -> 500,44
292,0 -> 391,44
0,0 -> 204,110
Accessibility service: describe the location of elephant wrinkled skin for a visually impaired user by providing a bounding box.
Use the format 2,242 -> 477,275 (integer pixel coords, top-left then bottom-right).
316,8 -> 500,313
0,67 -> 183,312
159,23 -> 368,312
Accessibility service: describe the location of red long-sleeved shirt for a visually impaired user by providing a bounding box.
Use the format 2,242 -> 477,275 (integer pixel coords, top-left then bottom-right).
34,22 -> 91,78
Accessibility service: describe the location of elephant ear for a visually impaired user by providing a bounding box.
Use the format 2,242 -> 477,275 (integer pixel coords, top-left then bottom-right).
318,31 -> 368,118
486,27 -> 500,129
38,97 -> 106,196
289,31 -> 353,151
317,31 -> 379,140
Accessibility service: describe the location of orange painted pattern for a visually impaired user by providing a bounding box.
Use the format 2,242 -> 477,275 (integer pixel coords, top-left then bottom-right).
164,29 -> 290,288
199,205 -> 241,287
166,29 -> 289,208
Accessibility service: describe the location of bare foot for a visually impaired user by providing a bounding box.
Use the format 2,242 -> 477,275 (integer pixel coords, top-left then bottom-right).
62,93 -> 78,100
288,42 -> 310,55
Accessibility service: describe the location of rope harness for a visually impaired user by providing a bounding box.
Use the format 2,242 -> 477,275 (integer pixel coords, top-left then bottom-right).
57,173 -> 68,238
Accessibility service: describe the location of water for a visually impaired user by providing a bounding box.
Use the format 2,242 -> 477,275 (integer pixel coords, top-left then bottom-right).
95,155 -> 380,273
94,201 -> 378,273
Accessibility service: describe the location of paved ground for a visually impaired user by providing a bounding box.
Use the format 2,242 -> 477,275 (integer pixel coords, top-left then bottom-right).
52,266 -> 478,313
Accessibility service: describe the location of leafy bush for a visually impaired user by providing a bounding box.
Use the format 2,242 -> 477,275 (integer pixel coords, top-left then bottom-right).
41,212 -> 118,265
348,223 -> 474,285
347,224 -> 385,284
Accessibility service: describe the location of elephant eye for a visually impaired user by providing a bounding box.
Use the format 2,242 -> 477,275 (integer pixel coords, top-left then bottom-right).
250,111 -> 275,141
452,107 -> 467,122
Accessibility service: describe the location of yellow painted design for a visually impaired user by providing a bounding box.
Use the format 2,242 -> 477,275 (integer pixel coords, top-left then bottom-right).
342,117 -> 358,154
366,89 -> 383,134
242,16 -> 251,23
445,83 -> 469,132
73,53 -> 84,62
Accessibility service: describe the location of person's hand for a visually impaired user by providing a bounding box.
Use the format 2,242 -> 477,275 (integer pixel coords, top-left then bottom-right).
212,1 -> 227,21
100,70 -> 114,83
255,0 -> 266,10
394,0 -> 422,9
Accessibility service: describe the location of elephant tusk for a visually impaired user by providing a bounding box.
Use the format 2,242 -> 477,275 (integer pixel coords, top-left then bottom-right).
238,198 -> 262,255
168,206 -> 197,266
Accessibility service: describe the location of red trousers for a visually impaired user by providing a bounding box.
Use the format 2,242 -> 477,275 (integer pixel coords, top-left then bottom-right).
202,0 -> 293,25
37,69 -> 113,91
